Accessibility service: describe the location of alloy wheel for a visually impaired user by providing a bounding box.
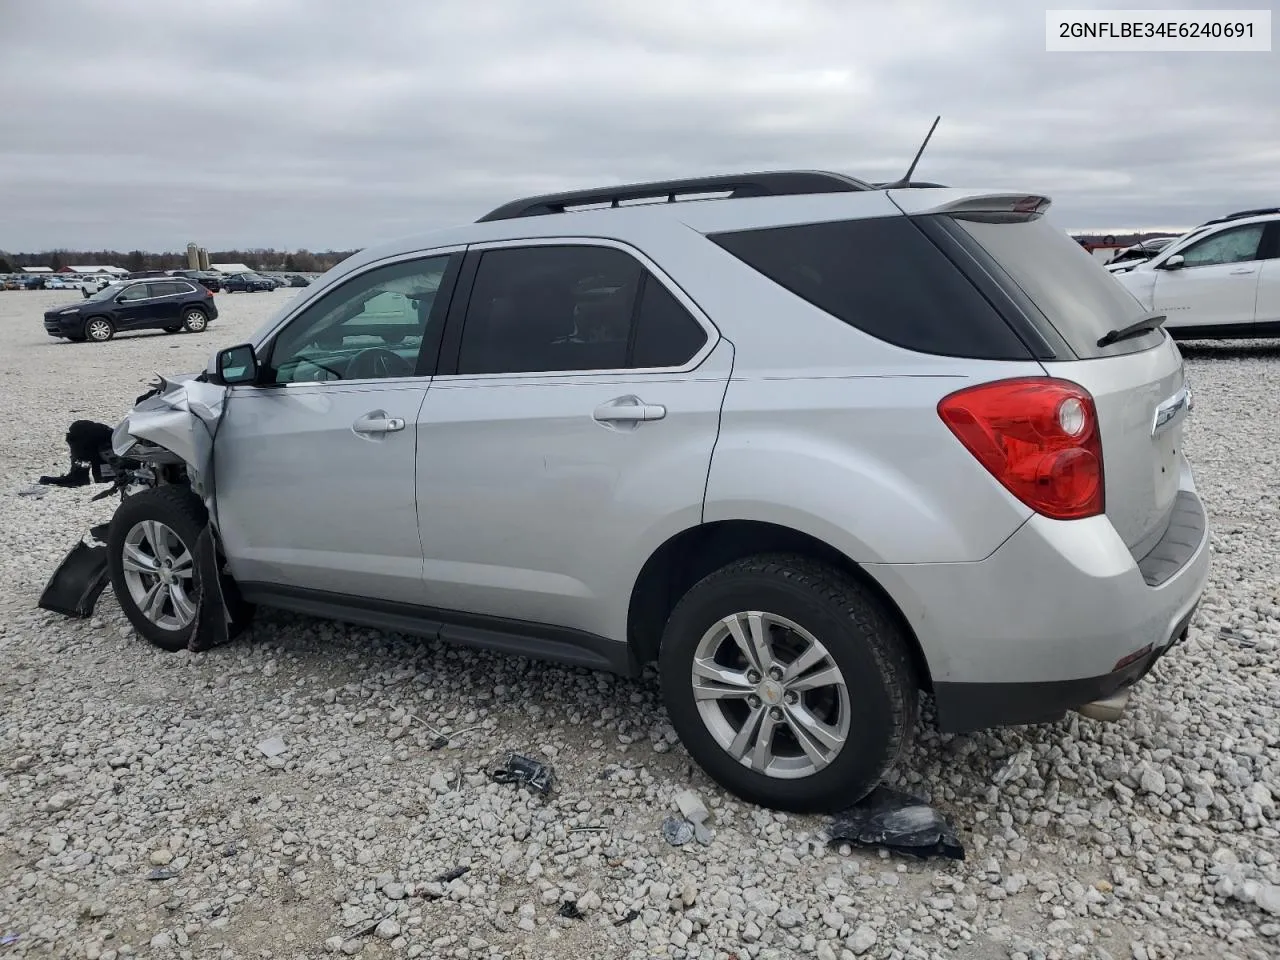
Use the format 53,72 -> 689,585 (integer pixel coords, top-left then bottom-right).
120,520 -> 198,631
86,319 -> 112,341
691,611 -> 851,779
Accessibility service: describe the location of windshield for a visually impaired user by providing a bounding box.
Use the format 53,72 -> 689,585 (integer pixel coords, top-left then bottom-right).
86,283 -> 123,302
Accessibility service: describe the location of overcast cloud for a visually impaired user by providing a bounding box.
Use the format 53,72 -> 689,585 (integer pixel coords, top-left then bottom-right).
1,0 -> 1274,251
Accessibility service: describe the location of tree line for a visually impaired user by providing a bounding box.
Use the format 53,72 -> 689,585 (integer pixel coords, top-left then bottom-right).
0,248 -> 360,275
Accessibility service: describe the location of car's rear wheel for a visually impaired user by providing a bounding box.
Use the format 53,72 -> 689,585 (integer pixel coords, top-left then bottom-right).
658,554 -> 917,813
181,308 -> 208,333
107,486 -> 208,652
84,317 -> 114,342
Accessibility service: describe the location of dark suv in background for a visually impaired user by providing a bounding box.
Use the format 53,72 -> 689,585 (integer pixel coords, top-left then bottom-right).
171,269 -> 223,292
44,278 -> 218,342
222,272 -> 277,292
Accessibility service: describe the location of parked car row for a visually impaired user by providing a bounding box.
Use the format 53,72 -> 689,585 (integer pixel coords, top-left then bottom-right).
3,270 -> 314,295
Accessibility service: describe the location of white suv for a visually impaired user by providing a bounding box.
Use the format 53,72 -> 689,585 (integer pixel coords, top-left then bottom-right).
82,171 -> 1208,812
1112,209 -> 1280,339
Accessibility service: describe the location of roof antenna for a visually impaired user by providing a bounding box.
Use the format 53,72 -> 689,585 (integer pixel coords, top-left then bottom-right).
883,115 -> 941,190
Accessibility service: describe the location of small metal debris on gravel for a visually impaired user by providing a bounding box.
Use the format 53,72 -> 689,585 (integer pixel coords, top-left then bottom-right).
434,865 -> 469,883
145,867 -> 179,881
661,815 -> 695,846
489,753 -> 554,793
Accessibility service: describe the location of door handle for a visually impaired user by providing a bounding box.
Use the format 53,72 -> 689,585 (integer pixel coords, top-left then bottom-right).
593,395 -> 666,423
352,413 -> 405,435
1229,268 -> 1256,275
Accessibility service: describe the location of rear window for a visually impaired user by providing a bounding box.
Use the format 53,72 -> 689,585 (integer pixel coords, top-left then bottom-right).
708,216 -> 1031,360
952,216 -> 1157,358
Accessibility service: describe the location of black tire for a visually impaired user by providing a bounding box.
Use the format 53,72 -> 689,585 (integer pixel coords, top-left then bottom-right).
658,554 -> 917,813
84,317 -> 114,342
107,486 -> 209,652
182,308 -> 209,333
66,334 -> 86,342
163,325 -> 182,333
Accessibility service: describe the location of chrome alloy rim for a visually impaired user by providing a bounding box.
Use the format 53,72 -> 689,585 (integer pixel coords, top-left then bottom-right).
691,611 -> 850,779
121,520 -> 197,630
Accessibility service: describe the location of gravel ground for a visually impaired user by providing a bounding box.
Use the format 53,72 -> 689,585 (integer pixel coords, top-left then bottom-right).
1,288 -> 1278,960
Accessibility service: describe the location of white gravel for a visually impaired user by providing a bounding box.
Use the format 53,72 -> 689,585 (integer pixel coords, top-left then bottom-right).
1,288 -> 1278,960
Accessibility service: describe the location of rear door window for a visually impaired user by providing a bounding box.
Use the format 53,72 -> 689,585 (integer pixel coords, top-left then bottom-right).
708,216 -> 1031,360
453,244 -> 710,375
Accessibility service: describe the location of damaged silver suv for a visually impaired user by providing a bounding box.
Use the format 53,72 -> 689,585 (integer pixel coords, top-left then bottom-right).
48,171 -> 1209,812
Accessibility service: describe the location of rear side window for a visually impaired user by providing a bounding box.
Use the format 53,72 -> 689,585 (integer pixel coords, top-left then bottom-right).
456,245 -> 709,375
952,216 -> 1155,359
708,216 -> 1030,360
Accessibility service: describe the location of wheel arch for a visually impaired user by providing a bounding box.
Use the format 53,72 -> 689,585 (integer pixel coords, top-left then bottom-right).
626,518 -> 933,692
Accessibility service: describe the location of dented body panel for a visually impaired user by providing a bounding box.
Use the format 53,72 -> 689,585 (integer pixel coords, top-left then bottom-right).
112,374 -> 228,503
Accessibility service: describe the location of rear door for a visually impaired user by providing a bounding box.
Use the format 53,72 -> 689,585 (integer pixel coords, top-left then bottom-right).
1150,221 -> 1266,330
415,239 -> 727,641
214,250 -> 460,604
150,281 -> 190,324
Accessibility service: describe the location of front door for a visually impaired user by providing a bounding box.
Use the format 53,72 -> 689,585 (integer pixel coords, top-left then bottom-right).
114,281 -> 159,330
1153,222 -> 1266,330
214,250 -> 460,603
416,240 -> 728,642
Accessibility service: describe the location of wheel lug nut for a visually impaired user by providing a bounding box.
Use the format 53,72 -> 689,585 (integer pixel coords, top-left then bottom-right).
785,691 -> 798,705
769,707 -> 783,721
748,695 -> 761,708
768,666 -> 783,681
746,671 -> 761,684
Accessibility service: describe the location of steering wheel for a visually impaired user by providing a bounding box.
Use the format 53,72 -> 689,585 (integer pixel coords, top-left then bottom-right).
345,346 -> 414,380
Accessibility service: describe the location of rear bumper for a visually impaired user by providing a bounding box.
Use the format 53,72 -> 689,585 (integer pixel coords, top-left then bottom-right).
867,459 -> 1210,733
929,601 -> 1197,732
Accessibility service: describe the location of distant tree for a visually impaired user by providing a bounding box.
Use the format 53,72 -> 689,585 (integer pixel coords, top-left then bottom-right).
126,250 -> 145,272
0,257 -> 11,273
49,250 -> 65,271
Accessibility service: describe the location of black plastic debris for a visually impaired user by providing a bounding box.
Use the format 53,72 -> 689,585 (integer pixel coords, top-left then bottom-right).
827,785 -> 964,861
37,523 -> 112,619
146,867 -> 180,881
490,754 -> 554,794
427,735 -> 448,751
557,901 -> 584,920
661,816 -> 694,847
613,909 -> 641,927
434,865 -> 469,884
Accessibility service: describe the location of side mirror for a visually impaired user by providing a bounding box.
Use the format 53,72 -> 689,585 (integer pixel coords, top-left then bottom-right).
1161,254 -> 1185,270
214,343 -> 259,385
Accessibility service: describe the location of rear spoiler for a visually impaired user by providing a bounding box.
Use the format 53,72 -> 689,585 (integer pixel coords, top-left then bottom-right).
885,189 -> 1052,218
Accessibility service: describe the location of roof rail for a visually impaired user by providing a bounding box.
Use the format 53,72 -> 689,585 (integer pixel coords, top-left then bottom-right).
1199,206 -> 1280,226
475,170 -> 875,222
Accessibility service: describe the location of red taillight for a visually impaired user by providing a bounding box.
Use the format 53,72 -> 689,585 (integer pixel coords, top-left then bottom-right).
938,377 -> 1104,521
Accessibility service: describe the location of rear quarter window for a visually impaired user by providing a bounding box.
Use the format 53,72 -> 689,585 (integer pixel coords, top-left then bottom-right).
708,216 -> 1032,360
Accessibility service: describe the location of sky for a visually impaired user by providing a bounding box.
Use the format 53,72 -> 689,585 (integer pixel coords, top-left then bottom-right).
1,0 -> 1275,252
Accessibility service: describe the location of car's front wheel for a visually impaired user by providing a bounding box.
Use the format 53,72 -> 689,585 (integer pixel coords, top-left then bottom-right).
658,554 -> 917,813
84,317 -> 114,342
107,486 -> 208,652
181,308 -> 209,333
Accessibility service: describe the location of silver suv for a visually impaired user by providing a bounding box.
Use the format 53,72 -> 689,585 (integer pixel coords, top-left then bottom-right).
97,171 -> 1209,812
